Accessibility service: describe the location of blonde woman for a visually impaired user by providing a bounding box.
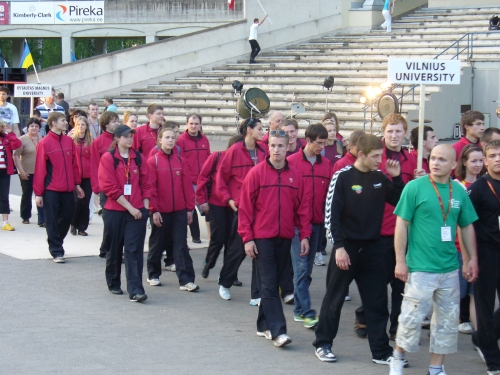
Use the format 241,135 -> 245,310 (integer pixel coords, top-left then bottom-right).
124,111 -> 139,129
70,116 -> 93,236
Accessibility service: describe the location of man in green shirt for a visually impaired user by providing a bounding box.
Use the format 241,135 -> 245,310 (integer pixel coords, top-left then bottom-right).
389,144 -> 479,375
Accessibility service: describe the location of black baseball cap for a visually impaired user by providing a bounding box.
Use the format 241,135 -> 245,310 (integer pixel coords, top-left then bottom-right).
114,124 -> 136,138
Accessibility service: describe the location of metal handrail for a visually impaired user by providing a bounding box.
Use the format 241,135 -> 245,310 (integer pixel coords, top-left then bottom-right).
362,31 -> 500,128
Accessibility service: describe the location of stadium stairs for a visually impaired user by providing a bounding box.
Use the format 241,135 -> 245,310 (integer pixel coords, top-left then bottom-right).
91,5 -> 500,138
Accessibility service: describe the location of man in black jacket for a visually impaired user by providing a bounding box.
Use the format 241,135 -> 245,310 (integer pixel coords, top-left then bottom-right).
313,134 -> 406,367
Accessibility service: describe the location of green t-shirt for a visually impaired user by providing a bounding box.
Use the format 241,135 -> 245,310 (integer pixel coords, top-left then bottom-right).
394,176 -> 478,273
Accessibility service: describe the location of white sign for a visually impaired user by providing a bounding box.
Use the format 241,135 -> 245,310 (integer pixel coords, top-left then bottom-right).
14,84 -> 53,98
10,1 -> 104,24
388,59 -> 461,85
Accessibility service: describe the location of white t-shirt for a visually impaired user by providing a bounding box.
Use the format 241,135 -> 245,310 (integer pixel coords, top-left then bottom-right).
0,102 -> 20,126
249,23 -> 258,41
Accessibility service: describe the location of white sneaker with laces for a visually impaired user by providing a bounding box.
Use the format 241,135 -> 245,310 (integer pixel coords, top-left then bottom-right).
164,264 -> 176,272
219,285 -> 231,300
256,330 -> 272,340
389,356 -> 405,375
314,253 -> 325,266
249,298 -> 261,306
458,322 -> 473,334
147,278 -> 161,286
273,334 -> 292,347
180,282 -> 199,292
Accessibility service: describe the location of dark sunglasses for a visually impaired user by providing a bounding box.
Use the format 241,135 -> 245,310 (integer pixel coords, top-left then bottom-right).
270,130 -> 286,137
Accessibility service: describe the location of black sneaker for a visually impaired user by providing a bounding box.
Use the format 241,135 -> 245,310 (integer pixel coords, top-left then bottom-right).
372,355 -> 409,367
315,346 -> 337,362
78,231 -> 88,236
130,294 -> 147,302
233,279 -> 243,287
109,288 -> 123,295
321,249 -> 327,256
192,238 -> 202,244
201,265 -> 209,279
70,225 -> 76,235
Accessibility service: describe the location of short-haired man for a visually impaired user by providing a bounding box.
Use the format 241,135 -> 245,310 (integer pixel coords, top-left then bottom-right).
468,140 -> 500,375
258,111 -> 284,151
313,134 -> 404,365
35,89 -> 65,126
0,86 -> 20,137
239,130 -> 311,347
332,130 -> 365,173
409,125 -> 438,173
248,15 -> 268,63
453,110 -> 484,160
390,144 -> 478,375
34,112 -> 84,263
104,97 -> 117,113
56,92 -> 70,119
480,127 -> 500,149
133,104 -> 164,156
91,111 -> 120,257
287,124 -> 332,329
281,119 -> 303,156
354,114 -> 416,340
87,102 -> 100,139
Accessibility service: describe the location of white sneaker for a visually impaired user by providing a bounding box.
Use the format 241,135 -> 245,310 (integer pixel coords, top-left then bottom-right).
249,298 -> 261,306
458,322 -> 473,334
283,294 -> 294,304
274,334 -> 292,347
421,316 -> 430,328
147,278 -> 161,286
180,282 -> 199,292
164,264 -> 176,272
256,330 -> 272,340
314,253 -> 325,266
389,355 -> 405,375
219,285 -> 231,300
344,295 -> 351,301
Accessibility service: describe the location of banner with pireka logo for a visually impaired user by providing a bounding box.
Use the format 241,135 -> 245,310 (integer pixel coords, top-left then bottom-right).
10,1 -> 104,24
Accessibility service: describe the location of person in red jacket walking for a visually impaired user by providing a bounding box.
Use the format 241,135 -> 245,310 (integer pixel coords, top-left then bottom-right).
90,111 -> 120,258
34,112 -> 84,263
215,117 -> 266,301
132,103 -> 164,156
0,119 -> 22,231
239,130 -> 311,347
70,116 -> 93,236
147,127 -> 199,292
177,114 -> 211,244
287,124 -> 332,329
98,125 -> 151,302
452,110 -> 484,161
197,134 -> 243,279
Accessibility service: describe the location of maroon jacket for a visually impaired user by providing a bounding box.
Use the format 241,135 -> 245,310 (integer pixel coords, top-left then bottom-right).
216,140 -> 266,207
90,131 -> 114,194
380,144 -> 416,236
287,148 -> 333,225
176,130 -> 211,185
0,132 -> 21,175
196,151 -> 226,207
132,123 -> 159,157
238,158 -> 312,243
98,147 -> 151,212
333,151 -> 356,173
75,139 -> 91,179
453,136 -> 477,161
148,151 -> 195,214
34,131 -> 81,196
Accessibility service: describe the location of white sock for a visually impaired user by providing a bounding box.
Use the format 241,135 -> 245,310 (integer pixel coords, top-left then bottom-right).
3,221 -> 7,225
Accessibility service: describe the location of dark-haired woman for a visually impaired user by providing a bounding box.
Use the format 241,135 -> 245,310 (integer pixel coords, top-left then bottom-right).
14,118 -> 45,226
147,127 -> 199,291
0,119 -> 21,230
98,125 -> 151,302
70,116 -> 93,236
215,117 -> 265,300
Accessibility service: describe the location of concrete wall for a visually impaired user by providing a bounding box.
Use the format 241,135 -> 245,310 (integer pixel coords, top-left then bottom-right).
406,67 -> 473,140
472,63 -> 500,129
429,0 -> 500,8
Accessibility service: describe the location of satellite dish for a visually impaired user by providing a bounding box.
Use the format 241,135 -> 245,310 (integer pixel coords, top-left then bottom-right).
496,107 -> 500,119
291,103 -> 306,114
377,93 -> 399,119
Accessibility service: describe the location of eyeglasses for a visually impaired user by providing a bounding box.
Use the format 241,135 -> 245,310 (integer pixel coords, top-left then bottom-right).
270,130 -> 286,137
312,141 -> 328,147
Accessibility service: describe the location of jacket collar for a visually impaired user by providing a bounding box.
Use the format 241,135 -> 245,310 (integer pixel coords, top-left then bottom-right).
383,140 -> 409,162
299,146 -> 322,163
185,129 -> 203,139
266,156 -> 290,171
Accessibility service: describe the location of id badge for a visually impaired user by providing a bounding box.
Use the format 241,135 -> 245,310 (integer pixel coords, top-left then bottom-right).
441,226 -> 452,242
124,184 -> 132,196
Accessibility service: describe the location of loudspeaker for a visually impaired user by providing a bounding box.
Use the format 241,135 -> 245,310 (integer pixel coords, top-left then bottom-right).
4,68 -> 27,83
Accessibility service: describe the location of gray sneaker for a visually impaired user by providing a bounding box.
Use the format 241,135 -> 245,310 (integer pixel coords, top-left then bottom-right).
147,278 -> 161,286
164,264 -> 176,272
180,282 -> 199,292
314,253 -> 325,266
53,256 -> 65,263
273,334 -> 292,347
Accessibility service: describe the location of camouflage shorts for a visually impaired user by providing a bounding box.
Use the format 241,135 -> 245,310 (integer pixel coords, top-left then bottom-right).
396,271 -> 460,354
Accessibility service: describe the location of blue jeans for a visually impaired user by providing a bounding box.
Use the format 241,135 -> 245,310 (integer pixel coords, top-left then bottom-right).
290,224 -> 320,318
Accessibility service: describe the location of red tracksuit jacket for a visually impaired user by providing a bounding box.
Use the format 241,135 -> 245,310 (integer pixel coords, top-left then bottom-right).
147,150 -> 195,214
333,151 -> 356,173
380,144 -> 416,236
0,132 -> 21,175
238,158 -> 312,243
453,136 -> 477,161
176,130 -> 210,185
34,131 -> 81,196
216,140 -> 266,207
90,131 -> 114,194
287,148 -> 333,225
75,139 -> 91,179
98,147 -> 151,212
132,123 -> 159,157
196,151 -> 226,207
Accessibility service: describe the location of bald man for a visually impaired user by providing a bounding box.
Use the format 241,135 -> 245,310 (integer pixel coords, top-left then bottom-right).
389,144 -> 479,375
259,111 -> 284,150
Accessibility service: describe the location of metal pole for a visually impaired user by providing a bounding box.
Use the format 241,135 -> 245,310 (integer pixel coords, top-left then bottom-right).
417,84 -> 426,171
255,0 -> 273,25
363,107 -> 367,131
